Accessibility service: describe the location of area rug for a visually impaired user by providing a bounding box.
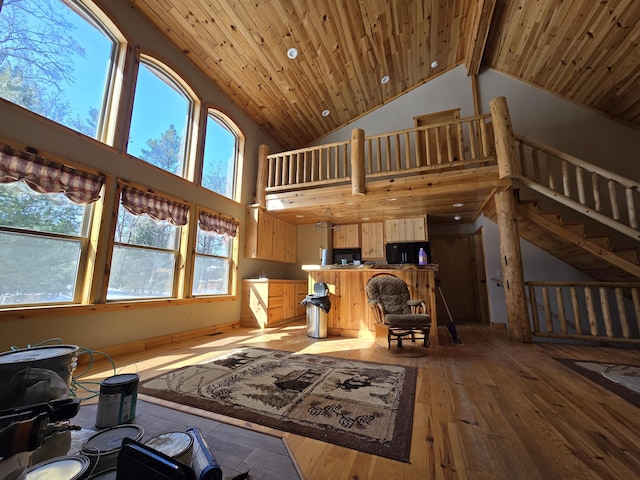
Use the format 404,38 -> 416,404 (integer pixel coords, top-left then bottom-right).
555,358 -> 640,408
138,347 -> 417,462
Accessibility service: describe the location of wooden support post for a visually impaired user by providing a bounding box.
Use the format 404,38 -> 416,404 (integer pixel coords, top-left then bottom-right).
256,144 -> 269,207
495,188 -> 531,342
490,96 -> 521,178
350,128 -> 366,195
490,96 -> 531,343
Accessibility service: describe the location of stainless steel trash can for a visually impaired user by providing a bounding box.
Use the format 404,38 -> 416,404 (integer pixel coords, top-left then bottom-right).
306,304 -> 328,339
301,282 -> 330,339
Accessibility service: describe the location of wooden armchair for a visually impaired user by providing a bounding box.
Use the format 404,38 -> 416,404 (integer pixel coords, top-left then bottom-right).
366,274 -> 431,348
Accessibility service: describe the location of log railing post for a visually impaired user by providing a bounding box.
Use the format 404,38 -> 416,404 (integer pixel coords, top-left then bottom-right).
351,128 -> 366,195
256,144 -> 269,207
490,96 -> 531,343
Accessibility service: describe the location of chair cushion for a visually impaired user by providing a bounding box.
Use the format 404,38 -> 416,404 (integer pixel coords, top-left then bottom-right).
366,276 -> 411,315
385,313 -> 431,328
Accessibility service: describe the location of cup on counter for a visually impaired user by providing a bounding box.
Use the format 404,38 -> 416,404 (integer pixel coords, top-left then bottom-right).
341,258 -> 347,265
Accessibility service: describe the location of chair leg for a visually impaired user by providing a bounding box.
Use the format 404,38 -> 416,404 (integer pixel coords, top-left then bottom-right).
423,327 -> 430,347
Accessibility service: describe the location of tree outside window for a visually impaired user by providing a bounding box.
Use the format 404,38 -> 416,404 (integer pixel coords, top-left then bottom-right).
128,60 -> 191,177
107,187 -> 186,301
0,0 -> 118,139
202,111 -> 241,200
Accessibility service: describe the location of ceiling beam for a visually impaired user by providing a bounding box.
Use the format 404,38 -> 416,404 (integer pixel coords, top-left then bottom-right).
464,0 -> 497,77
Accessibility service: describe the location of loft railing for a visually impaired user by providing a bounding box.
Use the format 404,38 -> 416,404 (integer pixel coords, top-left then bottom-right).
514,136 -> 640,241
527,281 -> 640,343
256,113 -> 496,201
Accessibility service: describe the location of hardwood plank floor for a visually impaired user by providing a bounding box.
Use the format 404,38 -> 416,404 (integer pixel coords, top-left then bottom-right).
80,321 -> 640,479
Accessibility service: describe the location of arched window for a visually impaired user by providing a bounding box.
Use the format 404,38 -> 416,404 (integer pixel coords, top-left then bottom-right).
202,110 -> 243,201
127,57 -> 197,178
0,0 -> 124,142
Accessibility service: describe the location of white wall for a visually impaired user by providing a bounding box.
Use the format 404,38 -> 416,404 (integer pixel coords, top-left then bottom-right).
312,65 -> 476,145
479,217 -> 594,327
477,69 -> 640,181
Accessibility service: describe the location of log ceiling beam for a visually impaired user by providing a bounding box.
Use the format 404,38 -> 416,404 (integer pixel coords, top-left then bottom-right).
464,0 -> 497,77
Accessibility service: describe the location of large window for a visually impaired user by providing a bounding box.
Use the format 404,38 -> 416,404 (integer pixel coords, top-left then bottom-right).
192,210 -> 238,296
128,58 -> 194,177
0,0 -> 122,141
202,110 -> 242,201
0,146 -> 104,306
107,186 -> 188,301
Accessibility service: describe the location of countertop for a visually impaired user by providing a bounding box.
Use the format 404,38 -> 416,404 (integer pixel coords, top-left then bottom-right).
301,263 -> 439,271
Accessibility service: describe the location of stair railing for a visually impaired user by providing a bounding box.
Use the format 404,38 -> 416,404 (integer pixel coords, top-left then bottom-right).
526,280 -> 640,343
514,136 -> 640,241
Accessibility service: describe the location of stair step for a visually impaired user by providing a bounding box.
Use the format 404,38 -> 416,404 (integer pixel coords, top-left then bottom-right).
585,236 -> 611,250
614,249 -> 639,265
563,224 -> 585,236
540,212 -> 562,224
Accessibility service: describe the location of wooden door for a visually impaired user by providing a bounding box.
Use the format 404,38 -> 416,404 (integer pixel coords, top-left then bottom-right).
414,108 -> 460,166
431,235 -> 479,323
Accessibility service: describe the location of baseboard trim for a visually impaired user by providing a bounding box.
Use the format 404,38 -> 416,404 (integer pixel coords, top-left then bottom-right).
77,321 -> 241,365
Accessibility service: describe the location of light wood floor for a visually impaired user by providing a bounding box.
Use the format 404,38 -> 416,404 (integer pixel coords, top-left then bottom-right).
82,321 -> 640,480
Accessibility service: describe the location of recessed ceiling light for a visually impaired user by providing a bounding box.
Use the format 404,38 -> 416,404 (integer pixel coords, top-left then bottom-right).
453,202 -> 464,208
322,109 -> 330,117
431,60 -> 439,69
287,48 -> 298,59
381,75 -> 390,84
362,217 -> 370,221
387,197 -> 397,201
295,214 -> 304,218
454,215 -> 461,221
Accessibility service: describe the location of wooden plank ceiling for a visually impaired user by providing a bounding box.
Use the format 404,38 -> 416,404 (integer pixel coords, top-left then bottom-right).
130,0 -> 640,152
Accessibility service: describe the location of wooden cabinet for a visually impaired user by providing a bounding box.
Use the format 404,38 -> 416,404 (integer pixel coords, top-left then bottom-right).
245,206 -> 296,263
360,222 -> 384,259
384,217 -> 428,242
333,224 -> 360,248
241,279 -> 307,328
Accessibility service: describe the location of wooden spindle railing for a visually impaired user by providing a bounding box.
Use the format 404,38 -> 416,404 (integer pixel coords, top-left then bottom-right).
258,113 -> 496,196
363,114 -> 495,178
263,140 -> 352,193
527,281 -> 640,343
515,136 -> 640,241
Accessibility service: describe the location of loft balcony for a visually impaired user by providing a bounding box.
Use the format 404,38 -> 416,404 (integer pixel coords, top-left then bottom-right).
254,109 -> 507,226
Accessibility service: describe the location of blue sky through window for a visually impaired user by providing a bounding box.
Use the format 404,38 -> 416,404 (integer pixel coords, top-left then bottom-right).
2,0 -> 236,187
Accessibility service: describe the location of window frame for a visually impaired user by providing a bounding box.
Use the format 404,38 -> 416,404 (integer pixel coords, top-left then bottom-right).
189,206 -> 239,298
0,0 -> 127,145
127,54 -> 201,180
104,181 -> 190,302
0,148 -> 105,308
201,108 -> 245,203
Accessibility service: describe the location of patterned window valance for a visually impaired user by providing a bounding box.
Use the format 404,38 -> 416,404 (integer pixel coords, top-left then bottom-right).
121,186 -> 189,226
198,211 -> 239,237
0,144 -> 105,204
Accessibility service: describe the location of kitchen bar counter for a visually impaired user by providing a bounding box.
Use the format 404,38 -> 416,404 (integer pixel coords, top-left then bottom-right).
301,264 -> 439,344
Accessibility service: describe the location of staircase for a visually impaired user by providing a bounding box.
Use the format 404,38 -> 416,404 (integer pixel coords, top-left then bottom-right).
484,133 -> 640,343
510,197 -> 640,282
486,134 -> 640,283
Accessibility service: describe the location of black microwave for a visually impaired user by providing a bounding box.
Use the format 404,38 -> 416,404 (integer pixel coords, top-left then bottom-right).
385,241 -> 431,264
332,248 -> 361,264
